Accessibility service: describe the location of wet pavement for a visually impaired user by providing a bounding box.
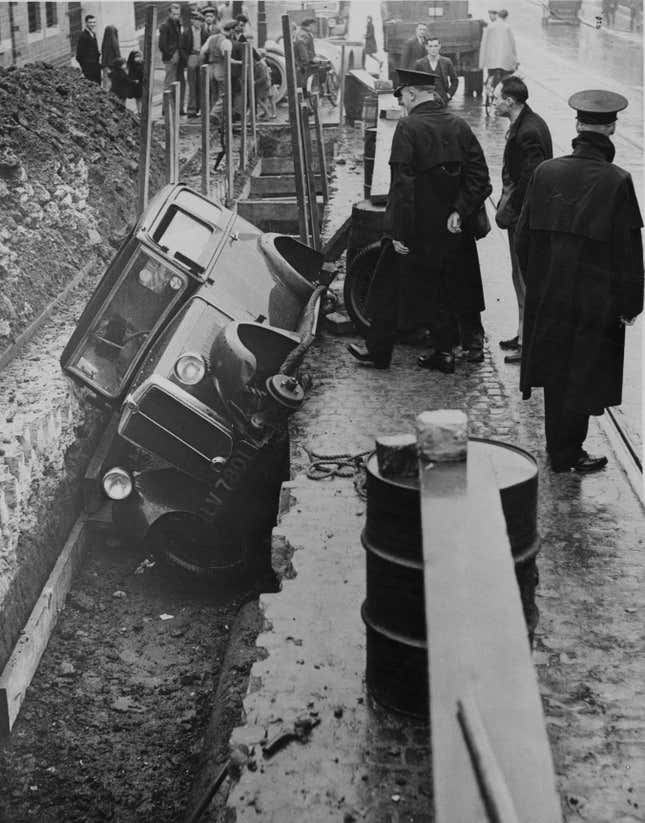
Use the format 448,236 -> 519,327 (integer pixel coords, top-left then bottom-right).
222,6 -> 644,819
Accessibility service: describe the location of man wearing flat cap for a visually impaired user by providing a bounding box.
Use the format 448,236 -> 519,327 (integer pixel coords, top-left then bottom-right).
516,90 -> 643,473
348,69 -> 492,372
293,17 -> 318,91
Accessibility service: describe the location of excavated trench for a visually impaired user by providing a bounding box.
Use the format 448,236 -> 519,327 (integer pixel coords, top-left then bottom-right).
0,63 -> 298,822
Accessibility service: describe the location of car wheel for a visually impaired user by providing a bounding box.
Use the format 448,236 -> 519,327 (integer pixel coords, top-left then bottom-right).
343,242 -> 380,336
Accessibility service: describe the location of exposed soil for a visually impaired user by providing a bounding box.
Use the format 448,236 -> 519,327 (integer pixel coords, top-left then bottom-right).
0,533 -> 266,823
0,63 -> 167,349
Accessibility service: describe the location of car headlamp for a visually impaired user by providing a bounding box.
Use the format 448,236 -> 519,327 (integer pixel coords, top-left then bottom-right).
174,352 -> 207,385
102,467 -> 133,500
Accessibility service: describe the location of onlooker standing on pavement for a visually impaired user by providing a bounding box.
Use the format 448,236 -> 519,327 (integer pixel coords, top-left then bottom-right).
76,15 -> 101,84
159,3 -> 183,115
516,90 -> 643,473
479,7 -> 517,88
492,76 -> 552,364
126,50 -> 144,114
100,25 -> 121,91
347,69 -> 492,373
182,6 -> 207,118
364,15 -> 379,67
293,18 -> 318,91
414,37 -> 458,104
401,24 -> 428,69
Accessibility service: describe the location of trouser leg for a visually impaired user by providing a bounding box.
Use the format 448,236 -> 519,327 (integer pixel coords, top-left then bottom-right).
544,380 -> 590,466
162,60 -> 178,114
187,56 -> 200,113
365,241 -> 400,364
507,226 -> 525,344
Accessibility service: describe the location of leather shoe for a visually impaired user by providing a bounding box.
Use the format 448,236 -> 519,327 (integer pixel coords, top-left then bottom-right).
346,343 -> 390,369
417,351 -> 455,373
500,335 -> 520,350
504,347 -> 522,364
552,452 -> 608,473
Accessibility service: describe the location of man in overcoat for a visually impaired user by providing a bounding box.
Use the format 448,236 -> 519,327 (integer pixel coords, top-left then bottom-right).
493,76 -> 552,362
401,24 -> 428,69
414,37 -> 458,104
347,69 -> 492,372
516,90 -> 643,472
76,15 -> 101,84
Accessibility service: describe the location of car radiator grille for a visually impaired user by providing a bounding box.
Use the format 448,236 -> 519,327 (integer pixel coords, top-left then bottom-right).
120,381 -> 233,480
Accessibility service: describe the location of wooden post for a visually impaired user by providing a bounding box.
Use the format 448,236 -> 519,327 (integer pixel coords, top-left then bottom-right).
281,13 -> 310,245
338,44 -> 347,126
310,92 -> 329,203
415,410 -> 563,823
172,80 -> 180,183
137,4 -> 157,213
240,42 -> 249,171
299,99 -> 320,249
200,64 -> 210,196
224,50 -> 234,206
164,89 -> 173,183
247,42 -> 257,159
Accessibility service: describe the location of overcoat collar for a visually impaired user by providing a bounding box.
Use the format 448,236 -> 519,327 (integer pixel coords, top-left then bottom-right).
570,131 -> 616,163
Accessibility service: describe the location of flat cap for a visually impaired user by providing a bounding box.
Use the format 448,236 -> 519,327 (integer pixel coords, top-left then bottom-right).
393,68 -> 437,97
223,19 -> 238,31
568,89 -> 628,124
200,5 -> 217,14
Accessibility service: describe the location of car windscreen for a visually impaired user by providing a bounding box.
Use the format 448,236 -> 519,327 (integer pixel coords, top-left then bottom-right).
68,250 -> 186,397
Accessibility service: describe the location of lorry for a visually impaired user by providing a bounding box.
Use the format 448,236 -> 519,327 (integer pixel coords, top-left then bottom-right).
380,1 -> 485,95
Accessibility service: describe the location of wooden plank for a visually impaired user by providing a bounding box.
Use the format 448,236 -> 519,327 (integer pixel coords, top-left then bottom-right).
370,91 -> 398,205
310,93 -> 329,203
224,52 -> 234,207
237,197 -> 324,225
249,174 -> 324,197
0,516 -> 89,737
260,155 -> 327,176
322,215 -> 351,262
418,438 -> 562,823
347,68 -> 377,90
281,13 -> 309,245
137,4 -> 157,212
300,99 -> 320,249
201,65 -> 210,196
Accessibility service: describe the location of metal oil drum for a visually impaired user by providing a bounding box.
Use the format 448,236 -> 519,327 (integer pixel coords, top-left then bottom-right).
361,437 -> 539,718
347,199 -> 385,267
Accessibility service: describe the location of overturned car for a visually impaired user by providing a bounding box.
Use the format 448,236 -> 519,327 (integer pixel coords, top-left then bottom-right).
61,184 -> 332,576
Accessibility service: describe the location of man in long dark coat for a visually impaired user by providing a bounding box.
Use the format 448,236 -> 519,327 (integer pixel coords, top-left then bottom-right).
516,89 -> 643,473
347,69 -> 492,372
401,25 -> 428,69
75,15 -> 101,84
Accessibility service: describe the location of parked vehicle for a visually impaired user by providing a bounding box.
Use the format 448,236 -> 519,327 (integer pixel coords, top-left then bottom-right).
380,1 -> 485,95
61,184 -> 332,576
542,1 -> 582,24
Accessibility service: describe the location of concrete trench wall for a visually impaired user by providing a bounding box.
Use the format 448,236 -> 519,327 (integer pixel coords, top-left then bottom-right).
0,314 -> 109,673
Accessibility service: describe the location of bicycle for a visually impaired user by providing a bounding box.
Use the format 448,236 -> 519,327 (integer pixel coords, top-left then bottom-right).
305,57 -> 339,106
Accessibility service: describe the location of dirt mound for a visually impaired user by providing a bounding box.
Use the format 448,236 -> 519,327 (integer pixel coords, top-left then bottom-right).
0,62 -> 166,349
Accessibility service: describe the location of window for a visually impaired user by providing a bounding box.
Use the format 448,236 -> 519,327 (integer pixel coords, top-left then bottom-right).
27,2 -> 42,33
45,2 -> 58,27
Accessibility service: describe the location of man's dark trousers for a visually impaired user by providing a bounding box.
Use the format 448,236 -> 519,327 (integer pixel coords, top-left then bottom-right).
365,240 -> 400,366
543,379 -> 590,468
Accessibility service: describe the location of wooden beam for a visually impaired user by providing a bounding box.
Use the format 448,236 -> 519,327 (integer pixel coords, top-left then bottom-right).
247,42 -> 257,159
338,44 -> 347,126
137,4 -> 157,212
321,215 -> 351,262
281,13 -> 309,245
0,516 -> 90,737
416,418 -> 562,823
240,43 -> 248,171
310,93 -> 329,203
249,174 -> 324,197
224,51 -> 234,206
201,65 -> 210,196
300,98 -> 320,249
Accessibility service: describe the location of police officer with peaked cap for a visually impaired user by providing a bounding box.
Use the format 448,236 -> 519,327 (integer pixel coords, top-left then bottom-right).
516,89 -> 643,472
348,68 -> 492,371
